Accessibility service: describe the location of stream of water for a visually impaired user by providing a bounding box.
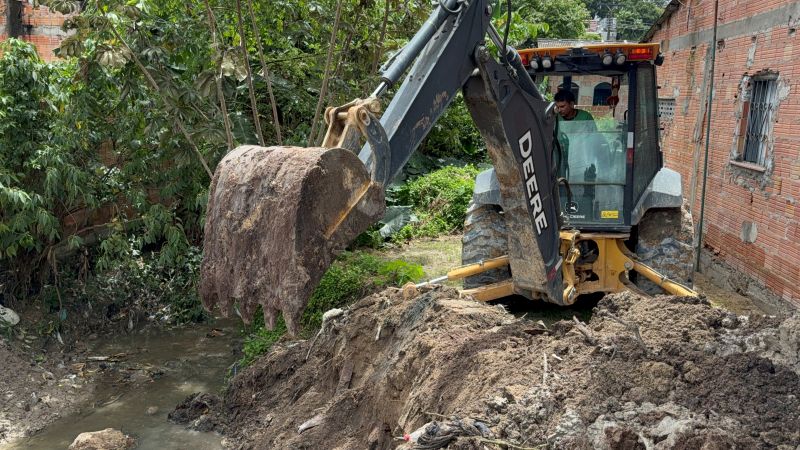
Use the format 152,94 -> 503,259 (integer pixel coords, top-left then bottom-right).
3,319 -> 239,450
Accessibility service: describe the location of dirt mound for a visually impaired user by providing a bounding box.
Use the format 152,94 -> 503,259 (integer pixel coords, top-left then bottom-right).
208,287 -> 800,449
0,339 -> 93,444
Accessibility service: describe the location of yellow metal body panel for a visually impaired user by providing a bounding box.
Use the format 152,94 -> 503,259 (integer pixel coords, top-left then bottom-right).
461,280 -> 514,302
455,229 -> 697,303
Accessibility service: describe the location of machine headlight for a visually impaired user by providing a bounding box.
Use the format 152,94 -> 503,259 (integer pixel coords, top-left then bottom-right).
541,56 -> 552,70
602,51 -> 613,66
615,50 -> 627,65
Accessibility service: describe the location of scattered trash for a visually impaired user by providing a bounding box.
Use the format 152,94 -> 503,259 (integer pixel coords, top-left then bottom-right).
297,414 -> 324,434
0,305 -> 20,326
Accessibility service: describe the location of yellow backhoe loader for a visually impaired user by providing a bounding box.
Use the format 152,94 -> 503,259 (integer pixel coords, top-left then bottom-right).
199,0 -> 696,335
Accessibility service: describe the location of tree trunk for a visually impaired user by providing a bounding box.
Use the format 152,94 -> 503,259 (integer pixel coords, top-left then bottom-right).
235,0 -> 265,146
246,0 -> 283,145
307,0 -> 344,147
204,0 -> 234,151
371,0 -> 392,75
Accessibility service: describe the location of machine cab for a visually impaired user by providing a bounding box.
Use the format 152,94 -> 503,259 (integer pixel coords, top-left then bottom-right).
520,43 -> 663,232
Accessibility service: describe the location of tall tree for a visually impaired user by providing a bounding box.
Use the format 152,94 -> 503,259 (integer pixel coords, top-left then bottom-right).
516,0 -> 591,40
584,0 -> 664,41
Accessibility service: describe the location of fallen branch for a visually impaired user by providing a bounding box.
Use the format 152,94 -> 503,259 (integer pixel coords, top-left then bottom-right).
203,0 -> 234,150
307,0 -> 343,146
246,0 -> 282,144
572,316 -> 598,345
599,311 -> 645,346
109,27 -> 213,177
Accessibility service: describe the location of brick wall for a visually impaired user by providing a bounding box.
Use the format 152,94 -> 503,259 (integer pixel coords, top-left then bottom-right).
0,0 -> 68,61
648,0 -> 800,305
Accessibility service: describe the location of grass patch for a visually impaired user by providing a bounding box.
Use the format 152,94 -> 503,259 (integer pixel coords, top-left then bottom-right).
237,251 -> 423,368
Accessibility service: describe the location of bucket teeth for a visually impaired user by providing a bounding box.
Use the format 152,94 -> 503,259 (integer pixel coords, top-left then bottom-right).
200,145 -> 385,335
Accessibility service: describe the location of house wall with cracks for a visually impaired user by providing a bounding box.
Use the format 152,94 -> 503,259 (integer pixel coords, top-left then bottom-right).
0,1 -> 69,61
647,0 -> 800,306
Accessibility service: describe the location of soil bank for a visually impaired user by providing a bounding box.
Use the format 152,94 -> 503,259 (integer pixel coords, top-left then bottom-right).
186,286 -> 800,449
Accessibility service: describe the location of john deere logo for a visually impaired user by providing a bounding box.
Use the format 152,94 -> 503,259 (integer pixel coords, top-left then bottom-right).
566,201 -> 579,214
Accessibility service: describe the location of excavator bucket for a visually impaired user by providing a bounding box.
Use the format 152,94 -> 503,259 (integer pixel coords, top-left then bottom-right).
199,145 -> 385,335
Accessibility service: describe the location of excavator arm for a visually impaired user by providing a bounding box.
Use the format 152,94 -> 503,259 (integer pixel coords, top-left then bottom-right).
200,0 -> 564,334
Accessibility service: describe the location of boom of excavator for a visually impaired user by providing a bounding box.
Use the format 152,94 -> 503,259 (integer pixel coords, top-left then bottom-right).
200,0 -> 696,334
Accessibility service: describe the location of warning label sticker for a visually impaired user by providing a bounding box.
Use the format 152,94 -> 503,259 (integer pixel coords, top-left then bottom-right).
601,210 -> 619,219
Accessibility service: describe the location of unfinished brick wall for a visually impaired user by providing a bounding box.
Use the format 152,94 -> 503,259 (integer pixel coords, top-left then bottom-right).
648,0 -> 800,305
0,0 -> 68,61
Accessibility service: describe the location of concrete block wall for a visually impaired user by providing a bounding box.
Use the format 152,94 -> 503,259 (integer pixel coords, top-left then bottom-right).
0,0 -> 68,61
649,0 -> 800,306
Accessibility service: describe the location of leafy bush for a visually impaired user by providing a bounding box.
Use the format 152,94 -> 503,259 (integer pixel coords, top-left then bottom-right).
83,244 -> 207,325
390,165 -> 480,241
0,38 -> 214,305
420,95 -> 485,162
0,40 -> 99,289
238,251 -> 423,367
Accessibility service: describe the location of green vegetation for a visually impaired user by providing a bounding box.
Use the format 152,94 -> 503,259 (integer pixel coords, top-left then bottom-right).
86,246 -> 208,325
238,251 -> 423,367
583,0 -> 665,41
391,165 -> 481,241
515,0 -> 593,41
0,0 -> 591,338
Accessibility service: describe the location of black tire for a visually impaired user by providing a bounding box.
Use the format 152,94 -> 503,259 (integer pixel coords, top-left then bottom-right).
634,204 -> 695,295
461,202 -> 511,289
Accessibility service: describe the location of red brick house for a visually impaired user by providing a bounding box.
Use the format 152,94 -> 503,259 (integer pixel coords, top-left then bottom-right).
1,0 -> 68,61
645,0 -> 800,307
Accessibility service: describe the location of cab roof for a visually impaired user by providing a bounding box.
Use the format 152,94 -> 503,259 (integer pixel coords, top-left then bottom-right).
517,43 -> 662,75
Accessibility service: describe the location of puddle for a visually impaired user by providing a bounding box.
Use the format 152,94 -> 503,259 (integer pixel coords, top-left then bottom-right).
2,319 -> 239,450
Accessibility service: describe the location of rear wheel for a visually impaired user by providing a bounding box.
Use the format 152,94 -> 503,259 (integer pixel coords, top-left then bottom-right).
461,202 -> 511,289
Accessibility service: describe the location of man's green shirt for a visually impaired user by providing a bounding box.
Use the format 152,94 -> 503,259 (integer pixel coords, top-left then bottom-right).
557,109 -> 596,127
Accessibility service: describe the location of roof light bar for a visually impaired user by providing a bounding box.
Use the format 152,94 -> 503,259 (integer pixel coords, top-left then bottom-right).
628,47 -> 654,61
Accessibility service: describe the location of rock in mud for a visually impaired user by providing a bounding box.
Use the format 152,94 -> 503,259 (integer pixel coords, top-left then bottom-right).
200,145 -> 384,335
209,287 -> 800,449
0,305 -> 19,326
68,428 -> 135,450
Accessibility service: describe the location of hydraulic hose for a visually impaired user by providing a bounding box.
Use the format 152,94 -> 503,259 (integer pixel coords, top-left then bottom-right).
373,0 -> 462,97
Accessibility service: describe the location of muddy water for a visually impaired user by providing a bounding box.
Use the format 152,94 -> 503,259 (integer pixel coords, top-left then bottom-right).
3,320 -> 239,450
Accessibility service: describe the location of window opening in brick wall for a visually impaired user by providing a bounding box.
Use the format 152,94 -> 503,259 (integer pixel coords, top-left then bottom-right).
593,82 -> 612,105
742,76 -> 777,166
658,98 -> 675,121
